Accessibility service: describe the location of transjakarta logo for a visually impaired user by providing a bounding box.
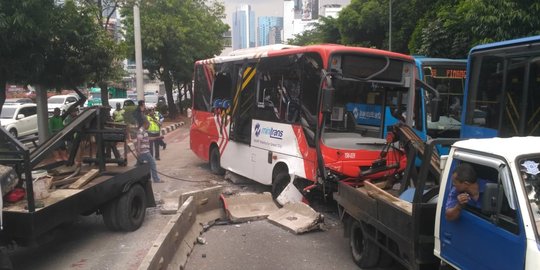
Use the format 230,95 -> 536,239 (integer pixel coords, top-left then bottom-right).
254,123 -> 283,140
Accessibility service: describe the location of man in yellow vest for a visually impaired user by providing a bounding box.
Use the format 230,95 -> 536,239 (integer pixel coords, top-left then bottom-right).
146,108 -> 162,160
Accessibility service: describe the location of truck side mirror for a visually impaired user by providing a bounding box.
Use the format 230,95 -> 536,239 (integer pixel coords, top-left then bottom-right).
430,97 -> 441,122
481,183 -> 499,215
321,87 -> 335,113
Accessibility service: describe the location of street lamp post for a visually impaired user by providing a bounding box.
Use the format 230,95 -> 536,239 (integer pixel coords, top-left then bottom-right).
389,0 -> 392,51
134,3 -> 144,101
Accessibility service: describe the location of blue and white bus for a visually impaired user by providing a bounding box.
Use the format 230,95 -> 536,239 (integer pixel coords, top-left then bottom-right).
414,57 -> 467,140
461,35 -> 540,138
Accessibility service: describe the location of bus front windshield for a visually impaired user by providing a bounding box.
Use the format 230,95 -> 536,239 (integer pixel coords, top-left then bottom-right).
464,46 -> 540,137
423,65 -> 466,138
323,54 -> 414,150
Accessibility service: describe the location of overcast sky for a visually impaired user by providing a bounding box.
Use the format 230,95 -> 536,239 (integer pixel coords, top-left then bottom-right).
221,0 -> 352,25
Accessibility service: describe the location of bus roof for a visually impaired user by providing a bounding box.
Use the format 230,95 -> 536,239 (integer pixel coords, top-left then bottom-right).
469,35 -> 540,55
196,44 -> 414,65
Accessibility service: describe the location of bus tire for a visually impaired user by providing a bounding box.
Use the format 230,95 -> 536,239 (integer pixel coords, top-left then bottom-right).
102,200 -> 120,231
116,184 -> 147,232
272,171 -> 290,199
350,220 -> 379,268
209,146 -> 225,175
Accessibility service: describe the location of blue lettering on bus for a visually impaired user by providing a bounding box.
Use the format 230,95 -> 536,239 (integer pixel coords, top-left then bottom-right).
254,122 -> 283,140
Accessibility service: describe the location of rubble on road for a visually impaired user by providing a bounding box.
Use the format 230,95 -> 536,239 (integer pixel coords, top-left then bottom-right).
222,192 -> 279,223
267,202 -> 323,234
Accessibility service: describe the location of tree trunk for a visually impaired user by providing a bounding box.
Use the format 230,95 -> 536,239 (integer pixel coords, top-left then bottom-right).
176,81 -> 184,115
163,71 -> 177,118
99,81 -> 109,107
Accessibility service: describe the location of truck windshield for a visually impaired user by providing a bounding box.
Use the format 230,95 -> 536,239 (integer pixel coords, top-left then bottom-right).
518,156 -> 540,238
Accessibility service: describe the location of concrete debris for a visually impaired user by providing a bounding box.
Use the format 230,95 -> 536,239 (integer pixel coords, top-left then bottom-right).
196,237 -> 206,245
267,202 -> 323,234
224,171 -> 252,184
276,181 -> 304,206
222,192 -> 279,223
160,197 -> 180,215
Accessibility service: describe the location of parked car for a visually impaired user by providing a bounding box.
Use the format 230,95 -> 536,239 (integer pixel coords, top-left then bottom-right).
0,103 -> 38,138
47,94 -> 79,115
5,98 -> 34,104
109,98 -> 136,116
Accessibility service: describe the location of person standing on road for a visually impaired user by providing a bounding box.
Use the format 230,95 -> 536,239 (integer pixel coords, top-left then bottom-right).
136,118 -> 162,183
49,108 -> 68,161
146,108 -> 162,160
113,103 -> 125,123
154,109 -> 167,150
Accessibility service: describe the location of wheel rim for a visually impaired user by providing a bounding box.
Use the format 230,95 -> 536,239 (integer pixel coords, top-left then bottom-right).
9,130 -> 17,137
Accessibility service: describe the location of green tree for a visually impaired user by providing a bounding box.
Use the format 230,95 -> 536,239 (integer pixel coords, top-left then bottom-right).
80,0 -> 129,107
409,0 -> 540,58
123,0 -> 228,118
0,0 -> 55,111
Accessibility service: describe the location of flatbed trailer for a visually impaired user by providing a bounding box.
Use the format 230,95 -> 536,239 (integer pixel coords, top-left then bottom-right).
334,132 -> 457,269
0,107 -> 155,251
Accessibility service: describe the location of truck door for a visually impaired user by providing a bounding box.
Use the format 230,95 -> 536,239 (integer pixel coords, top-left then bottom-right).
439,153 -> 525,269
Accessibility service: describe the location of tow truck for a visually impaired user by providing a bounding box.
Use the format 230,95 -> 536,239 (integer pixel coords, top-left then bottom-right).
0,102 -> 155,266
333,124 -> 540,269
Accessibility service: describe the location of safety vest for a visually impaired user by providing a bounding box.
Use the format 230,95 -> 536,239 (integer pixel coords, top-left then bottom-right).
147,115 -> 160,133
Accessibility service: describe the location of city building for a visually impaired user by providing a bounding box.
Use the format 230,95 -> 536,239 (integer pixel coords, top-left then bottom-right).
258,16 -> 284,46
232,5 -> 256,50
283,0 -> 319,43
320,4 -> 343,18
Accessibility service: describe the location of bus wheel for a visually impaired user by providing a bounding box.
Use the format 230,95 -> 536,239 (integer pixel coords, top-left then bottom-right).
272,171 -> 290,199
209,147 -> 225,175
350,220 -> 379,268
116,184 -> 147,232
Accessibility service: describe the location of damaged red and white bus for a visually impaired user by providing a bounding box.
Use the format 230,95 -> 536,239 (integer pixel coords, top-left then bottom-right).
190,44 -> 439,203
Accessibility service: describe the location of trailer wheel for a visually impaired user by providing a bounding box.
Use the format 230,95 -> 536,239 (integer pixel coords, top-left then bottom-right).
116,184 -> 147,232
102,201 -> 120,231
209,146 -> 225,175
272,171 -> 290,199
350,220 -> 379,268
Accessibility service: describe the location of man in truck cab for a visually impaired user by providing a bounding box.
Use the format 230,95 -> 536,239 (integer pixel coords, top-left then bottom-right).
445,163 -> 489,221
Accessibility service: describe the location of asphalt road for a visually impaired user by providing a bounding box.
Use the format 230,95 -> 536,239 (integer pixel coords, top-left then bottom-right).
7,120 -> 375,270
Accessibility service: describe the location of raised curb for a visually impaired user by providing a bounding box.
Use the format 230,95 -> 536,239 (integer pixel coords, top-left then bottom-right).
160,122 -> 183,136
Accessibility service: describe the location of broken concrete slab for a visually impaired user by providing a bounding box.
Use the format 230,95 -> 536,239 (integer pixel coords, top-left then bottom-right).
267,202 -> 322,234
223,192 -> 279,223
160,197 -> 180,214
224,170 -> 253,184
276,181 -> 303,206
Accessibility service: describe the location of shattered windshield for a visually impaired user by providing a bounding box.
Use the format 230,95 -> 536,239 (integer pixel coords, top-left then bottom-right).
519,156 -> 540,239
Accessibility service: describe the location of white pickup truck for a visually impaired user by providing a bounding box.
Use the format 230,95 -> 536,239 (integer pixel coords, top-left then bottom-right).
334,136 -> 540,269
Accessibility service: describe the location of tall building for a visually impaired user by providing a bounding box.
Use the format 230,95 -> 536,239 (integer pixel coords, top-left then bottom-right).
258,16 -> 284,46
283,0 -> 318,43
320,4 -> 343,18
232,5 -> 256,50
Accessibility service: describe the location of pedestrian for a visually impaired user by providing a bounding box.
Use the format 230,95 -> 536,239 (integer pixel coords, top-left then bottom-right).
49,108 -> 68,161
133,100 -> 145,127
154,108 -> 167,150
113,102 -> 125,123
146,108 -> 162,160
135,118 -> 162,183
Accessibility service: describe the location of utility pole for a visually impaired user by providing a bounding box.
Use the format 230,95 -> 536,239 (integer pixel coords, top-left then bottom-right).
134,3 -> 144,101
389,0 -> 392,51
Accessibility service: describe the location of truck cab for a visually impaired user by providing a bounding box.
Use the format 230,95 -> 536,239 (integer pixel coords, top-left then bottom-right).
435,137 -> 540,269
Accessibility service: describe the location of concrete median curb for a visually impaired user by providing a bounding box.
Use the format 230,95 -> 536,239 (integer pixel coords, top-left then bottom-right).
138,186 -> 225,270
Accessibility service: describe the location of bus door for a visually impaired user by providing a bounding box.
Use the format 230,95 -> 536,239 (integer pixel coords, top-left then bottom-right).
223,62 -> 258,178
